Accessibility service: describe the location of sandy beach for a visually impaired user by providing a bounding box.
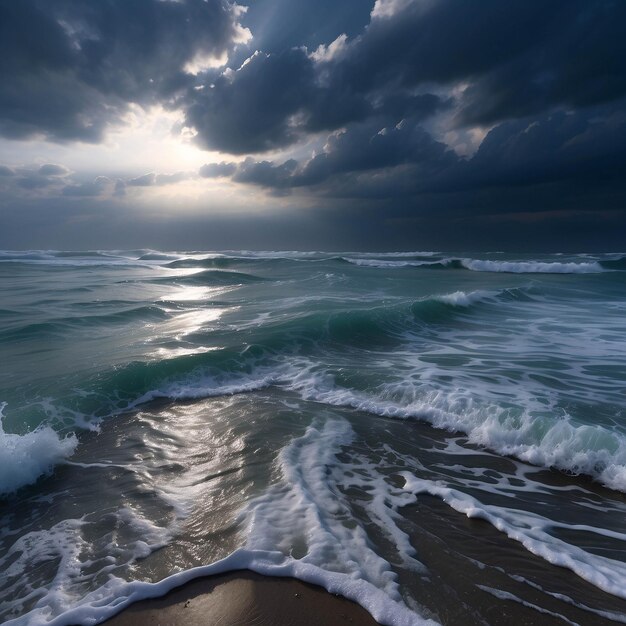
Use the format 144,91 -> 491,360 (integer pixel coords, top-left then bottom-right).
103,571 -> 381,626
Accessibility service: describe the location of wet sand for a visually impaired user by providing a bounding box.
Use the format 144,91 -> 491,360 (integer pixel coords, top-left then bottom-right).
102,570 -> 382,626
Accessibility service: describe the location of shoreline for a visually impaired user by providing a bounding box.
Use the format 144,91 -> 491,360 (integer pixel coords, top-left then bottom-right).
101,570 -> 384,626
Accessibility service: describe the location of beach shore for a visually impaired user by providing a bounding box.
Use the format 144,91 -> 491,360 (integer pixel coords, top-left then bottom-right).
102,570 -> 381,626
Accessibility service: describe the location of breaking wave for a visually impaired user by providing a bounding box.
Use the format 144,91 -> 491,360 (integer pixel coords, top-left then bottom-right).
0,403 -> 77,496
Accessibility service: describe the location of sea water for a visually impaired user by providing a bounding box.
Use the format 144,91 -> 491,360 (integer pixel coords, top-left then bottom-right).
1,250 -> 626,625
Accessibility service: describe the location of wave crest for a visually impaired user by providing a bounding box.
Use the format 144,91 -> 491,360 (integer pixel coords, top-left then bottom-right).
460,258 -> 604,274
0,403 -> 77,496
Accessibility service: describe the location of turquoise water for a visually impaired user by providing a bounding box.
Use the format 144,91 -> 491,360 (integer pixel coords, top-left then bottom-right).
1,250 -> 626,625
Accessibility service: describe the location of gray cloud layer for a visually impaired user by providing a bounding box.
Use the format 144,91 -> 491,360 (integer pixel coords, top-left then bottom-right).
0,0 -> 625,249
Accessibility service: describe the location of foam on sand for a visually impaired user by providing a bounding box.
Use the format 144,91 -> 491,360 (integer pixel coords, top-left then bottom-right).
2,418 -> 437,626
400,472 -> 626,599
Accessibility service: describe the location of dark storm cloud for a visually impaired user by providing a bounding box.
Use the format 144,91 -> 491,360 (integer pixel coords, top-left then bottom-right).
224,99 -> 626,205
448,103 -> 626,193
177,0 -> 626,241
183,45 -> 447,154
186,49 -> 319,154
1,0 -> 626,249
239,0 -> 373,56
331,0 -> 626,125
233,157 -> 298,188
224,119 -> 455,191
0,0 -> 247,141
457,2 -> 626,125
181,0 -> 626,158
293,119 -> 454,188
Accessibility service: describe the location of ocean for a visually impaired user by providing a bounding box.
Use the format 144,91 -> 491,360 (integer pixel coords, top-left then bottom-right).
1,250 -> 625,625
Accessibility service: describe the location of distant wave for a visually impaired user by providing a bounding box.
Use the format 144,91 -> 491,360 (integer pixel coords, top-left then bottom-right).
344,256 -> 607,273
344,258 -> 440,268
3,250 -> 623,275
153,268 -> 266,286
137,251 -> 182,261
0,305 -> 170,341
165,257 -> 244,269
0,250 -> 145,268
460,258 -> 605,274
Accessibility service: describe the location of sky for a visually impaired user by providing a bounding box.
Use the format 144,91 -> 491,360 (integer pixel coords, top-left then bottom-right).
0,0 -> 625,251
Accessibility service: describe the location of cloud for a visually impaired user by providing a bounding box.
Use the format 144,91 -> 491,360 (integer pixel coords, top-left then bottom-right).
17,175 -> 57,190
10,164 -> 71,191
186,49 -> 319,153
179,0 -> 626,159
127,172 -> 157,187
1,0 -> 626,251
62,176 -> 111,197
114,179 -> 126,197
38,163 -> 70,177
434,101 -> 626,196
183,46 -> 449,155
239,0 -> 372,57
233,157 -> 298,188
0,0 -> 248,142
126,171 -> 191,187
199,162 -> 237,178
213,98 -> 626,209
155,172 -> 191,185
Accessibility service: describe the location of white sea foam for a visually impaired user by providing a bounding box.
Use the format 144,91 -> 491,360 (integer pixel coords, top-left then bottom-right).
400,472 -> 626,599
476,586 -> 579,625
509,574 -> 626,623
237,418 -> 432,621
460,258 -> 604,274
132,370 -> 281,405
343,256 -> 606,273
4,418 -> 436,626
351,251 -> 441,257
295,379 -> 626,492
0,403 -> 77,496
429,289 -> 494,306
345,258 -> 438,268
2,549 -> 437,626
1,506 -> 173,626
119,355 -> 626,494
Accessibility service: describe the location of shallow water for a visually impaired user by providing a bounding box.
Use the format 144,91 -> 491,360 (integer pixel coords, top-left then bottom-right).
1,250 -> 626,625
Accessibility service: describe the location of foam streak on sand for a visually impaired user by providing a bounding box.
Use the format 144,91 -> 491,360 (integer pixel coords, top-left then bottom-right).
400,473 -> 626,600
4,419 -> 436,626
9,550 -> 434,626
